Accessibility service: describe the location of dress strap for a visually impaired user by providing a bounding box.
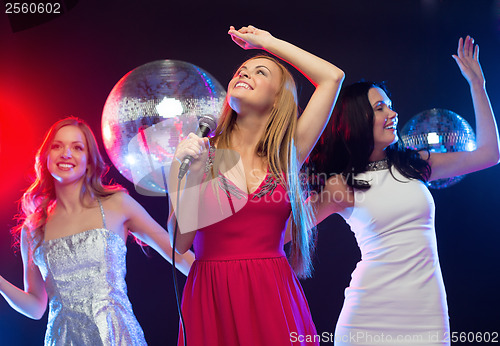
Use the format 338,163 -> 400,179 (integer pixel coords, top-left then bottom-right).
97,198 -> 107,229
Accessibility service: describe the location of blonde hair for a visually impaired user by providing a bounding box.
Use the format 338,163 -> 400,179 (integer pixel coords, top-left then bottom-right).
211,55 -> 316,278
12,117 -> 123,253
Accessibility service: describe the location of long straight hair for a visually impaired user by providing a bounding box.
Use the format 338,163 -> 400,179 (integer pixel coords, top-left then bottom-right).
12,117 -> 123,253
310,81 -> 431,189
211,55 -> 316,278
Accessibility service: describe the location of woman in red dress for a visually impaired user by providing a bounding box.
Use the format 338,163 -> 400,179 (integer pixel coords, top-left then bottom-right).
169,25 -> 345,345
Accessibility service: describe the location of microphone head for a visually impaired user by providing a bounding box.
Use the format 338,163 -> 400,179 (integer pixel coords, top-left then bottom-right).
198,114 -> 217,133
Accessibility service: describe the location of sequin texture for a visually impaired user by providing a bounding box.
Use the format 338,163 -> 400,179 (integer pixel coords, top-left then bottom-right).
33,201 -> 147,346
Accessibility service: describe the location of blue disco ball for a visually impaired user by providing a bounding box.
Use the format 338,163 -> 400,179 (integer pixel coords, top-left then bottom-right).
102,60 -> 226,195
400,108 -> 476,189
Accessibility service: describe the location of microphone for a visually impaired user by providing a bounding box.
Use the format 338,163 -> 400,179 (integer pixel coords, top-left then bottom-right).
178,114 -> 217,179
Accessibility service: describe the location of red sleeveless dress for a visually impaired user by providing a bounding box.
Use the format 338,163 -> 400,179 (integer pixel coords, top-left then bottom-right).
178,172 -> 318,345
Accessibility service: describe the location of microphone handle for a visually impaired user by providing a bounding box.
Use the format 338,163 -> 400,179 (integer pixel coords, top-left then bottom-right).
178,156 -> 193,179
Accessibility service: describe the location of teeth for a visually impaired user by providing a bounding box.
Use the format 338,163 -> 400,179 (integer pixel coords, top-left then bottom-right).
58,163 -> 74,168
235,82 -> 251,90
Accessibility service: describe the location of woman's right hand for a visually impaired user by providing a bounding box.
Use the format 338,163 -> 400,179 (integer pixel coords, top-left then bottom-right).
168,133 -> 208,252
0,229 -> 48,320
174,133 -> 210,177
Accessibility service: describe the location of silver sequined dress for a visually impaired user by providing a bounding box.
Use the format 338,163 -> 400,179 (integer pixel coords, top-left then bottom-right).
33,200 -> 147,346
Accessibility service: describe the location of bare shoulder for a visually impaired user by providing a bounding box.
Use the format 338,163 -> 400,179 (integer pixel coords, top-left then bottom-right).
324,174 -> 349,192
20,226 -> 33,261
20,226 -> 29,246
101,191 -> 140,216
311,173 -> 354,224
100,192 -> 143,236
103,191 -> 131,206
323,174 -> 354,209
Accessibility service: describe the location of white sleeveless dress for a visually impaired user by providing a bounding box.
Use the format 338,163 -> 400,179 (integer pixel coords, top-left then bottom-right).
335,166 -> 449,345
33,200 -> 147,346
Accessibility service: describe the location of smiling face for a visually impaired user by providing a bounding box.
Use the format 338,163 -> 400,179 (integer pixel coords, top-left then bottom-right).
227,57 -> 283,114
47,125 -> 89,185
368,87 -> 398,157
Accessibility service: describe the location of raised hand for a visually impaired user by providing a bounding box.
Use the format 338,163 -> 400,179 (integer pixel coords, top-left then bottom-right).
452,35 -> 485,87
228,25 -> 273,50
425,35 -> 499,181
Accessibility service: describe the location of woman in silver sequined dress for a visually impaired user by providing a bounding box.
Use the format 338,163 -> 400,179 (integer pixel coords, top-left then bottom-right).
0,117 -> 194,345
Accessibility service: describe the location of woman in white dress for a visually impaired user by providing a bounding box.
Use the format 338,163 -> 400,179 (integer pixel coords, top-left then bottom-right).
0,117 -> 194,345
309,36 -> 499,345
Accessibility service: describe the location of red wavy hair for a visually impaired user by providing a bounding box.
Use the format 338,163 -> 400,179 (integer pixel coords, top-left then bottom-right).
12,117 -> 123,253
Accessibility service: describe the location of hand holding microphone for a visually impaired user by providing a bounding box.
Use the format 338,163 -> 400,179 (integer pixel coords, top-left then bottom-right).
177,115 -> 217,179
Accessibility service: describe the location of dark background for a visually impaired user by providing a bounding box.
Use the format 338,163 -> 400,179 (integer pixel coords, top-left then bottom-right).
1,0 -> 499,345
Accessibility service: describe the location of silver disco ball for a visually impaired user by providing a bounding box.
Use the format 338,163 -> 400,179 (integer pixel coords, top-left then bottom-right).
400,108 -> 476,189
102,60 -> 226,195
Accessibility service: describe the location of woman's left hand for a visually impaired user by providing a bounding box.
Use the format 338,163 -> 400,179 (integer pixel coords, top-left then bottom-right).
423,35 -> 500,181
452,35 -> 485,87
228,25 -> 273,50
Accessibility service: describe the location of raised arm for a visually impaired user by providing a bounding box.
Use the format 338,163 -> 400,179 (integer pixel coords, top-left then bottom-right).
0,229 -> 47,319
228,25 -> 345,165
116,192 -> 195,276
423,36 -> 500,181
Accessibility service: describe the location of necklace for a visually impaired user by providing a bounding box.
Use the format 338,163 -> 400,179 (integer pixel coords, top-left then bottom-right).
365,158 -> 389,171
